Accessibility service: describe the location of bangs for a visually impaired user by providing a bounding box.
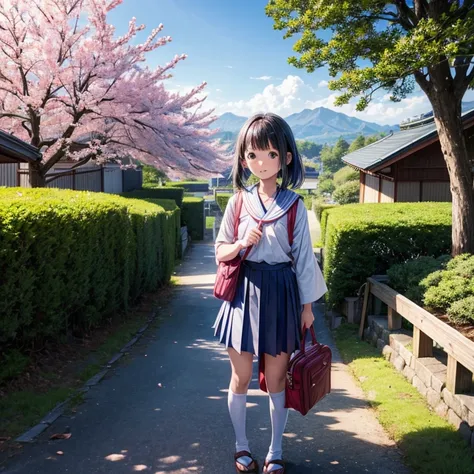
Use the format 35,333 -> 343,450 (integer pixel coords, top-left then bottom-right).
232,112 -> 305,190
244,119 -> 279,152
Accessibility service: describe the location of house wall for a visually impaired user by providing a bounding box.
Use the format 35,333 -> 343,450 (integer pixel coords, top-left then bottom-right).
360,174 -> 395,203
358,126 -> 474,203
0,163 -> 18,186
363,174 -> 379,203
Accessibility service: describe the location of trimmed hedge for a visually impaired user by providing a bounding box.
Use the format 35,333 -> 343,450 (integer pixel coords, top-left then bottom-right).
313,199 -> 338,223
216,193 -> 233,212
123,187 -> 185,208
323,203 -> 452,308
169,181 -> 209,193
121,189 -> 182,258
0,188 -> 179,349
182,197 -> 205,241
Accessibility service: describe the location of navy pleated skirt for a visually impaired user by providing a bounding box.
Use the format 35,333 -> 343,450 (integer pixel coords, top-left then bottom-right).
213,260 -> 302,357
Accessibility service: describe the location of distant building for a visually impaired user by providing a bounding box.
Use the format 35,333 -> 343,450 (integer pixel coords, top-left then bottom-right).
0,130 -> 42,186
343,108 -> 474,203
0,129 -> 141,192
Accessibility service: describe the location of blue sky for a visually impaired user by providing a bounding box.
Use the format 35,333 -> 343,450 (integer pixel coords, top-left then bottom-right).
109,0 -> 474,125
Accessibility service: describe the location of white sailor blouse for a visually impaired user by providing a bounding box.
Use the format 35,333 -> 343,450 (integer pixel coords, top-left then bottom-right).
215,184 -> 328,305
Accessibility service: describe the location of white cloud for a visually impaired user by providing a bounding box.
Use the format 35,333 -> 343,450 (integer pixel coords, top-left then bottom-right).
250,76 -> 273,81
216,88 -> 222,92
305,93 -> 434,125
217,74 -> 474,125
225,65 -> 233,69
318,80 -> 329,88
222,75 -> 318,116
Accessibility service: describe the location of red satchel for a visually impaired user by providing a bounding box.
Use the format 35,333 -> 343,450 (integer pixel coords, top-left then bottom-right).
259,326 -> 332,415
284,327 -> 332,415
213,193 -> 257,302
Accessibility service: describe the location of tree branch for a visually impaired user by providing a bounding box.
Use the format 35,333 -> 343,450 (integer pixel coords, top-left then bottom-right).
45,155 -> 94,184
0,112 -> 28,120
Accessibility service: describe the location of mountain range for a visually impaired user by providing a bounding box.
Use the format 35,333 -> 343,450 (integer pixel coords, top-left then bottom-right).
210,107 -> 396,144
211,101 -> 474,145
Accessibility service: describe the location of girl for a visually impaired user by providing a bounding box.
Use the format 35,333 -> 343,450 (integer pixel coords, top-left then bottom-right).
213,113 -> 327,474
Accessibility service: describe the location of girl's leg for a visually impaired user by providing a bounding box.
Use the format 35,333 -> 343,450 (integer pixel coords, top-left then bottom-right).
264,352 -> 291,472
227,348 -> 255,471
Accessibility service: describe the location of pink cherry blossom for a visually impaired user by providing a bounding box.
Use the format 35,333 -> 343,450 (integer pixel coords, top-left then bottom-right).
0,0 -> 228,185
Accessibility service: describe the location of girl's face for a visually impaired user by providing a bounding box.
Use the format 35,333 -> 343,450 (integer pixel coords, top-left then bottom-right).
242,147 -> 292,181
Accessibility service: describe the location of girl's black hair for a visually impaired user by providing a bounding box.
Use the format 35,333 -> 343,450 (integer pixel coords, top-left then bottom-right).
231,112 -> 305,190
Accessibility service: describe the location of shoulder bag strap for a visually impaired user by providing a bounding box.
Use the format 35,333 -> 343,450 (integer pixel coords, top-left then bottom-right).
233,191 -> 260,261
287,197 -> 300,246
233,192 -> 243,242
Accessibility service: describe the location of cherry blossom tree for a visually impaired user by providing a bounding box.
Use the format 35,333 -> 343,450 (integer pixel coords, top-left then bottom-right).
0,0 -> 226,186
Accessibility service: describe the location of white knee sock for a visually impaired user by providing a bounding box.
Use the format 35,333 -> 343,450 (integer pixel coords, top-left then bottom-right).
266,390 -> 288,470
228,387 -> 252,466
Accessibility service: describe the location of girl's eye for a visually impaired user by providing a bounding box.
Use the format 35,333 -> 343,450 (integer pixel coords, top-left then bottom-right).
247,153 -> 256,159
269,152 -> 278,159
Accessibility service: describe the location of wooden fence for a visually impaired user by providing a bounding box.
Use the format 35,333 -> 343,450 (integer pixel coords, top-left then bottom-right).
360,277 -> 474,394
6,164 -> 142,193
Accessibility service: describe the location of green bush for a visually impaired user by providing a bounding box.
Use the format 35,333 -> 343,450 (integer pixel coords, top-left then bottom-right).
182,197 -> 205,241
333,180 -> 360,205
447,296 -> 474,324
295,190 -> 314,210
313,199 -> 338,223
421,254 -> 474,313
333,166 -> 358,187
387,256 -> 450,305
0,188 -> 179,349
216,193 -> 233,212
122,187 -> 184,208
323,202 -> 451,308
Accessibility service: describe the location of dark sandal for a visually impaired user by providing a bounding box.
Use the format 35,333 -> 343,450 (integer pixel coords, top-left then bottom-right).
263,459 -> 286,474
234,450 -> 259,473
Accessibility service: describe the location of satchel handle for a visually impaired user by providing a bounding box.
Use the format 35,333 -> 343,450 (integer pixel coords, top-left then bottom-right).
300,325 -> 318,354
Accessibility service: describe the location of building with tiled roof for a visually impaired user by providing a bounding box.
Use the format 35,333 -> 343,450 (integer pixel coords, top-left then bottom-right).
343,108 -> 474,203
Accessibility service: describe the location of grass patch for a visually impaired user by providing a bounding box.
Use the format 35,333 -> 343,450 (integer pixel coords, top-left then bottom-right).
0,387 -> 73,437
206,216 -> 215,229
334,323 -> 473,474
0,285 -> 175,443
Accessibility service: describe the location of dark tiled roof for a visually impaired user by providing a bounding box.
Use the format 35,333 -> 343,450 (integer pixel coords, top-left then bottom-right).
343,108 -> 474,171
0,130 -> 42,162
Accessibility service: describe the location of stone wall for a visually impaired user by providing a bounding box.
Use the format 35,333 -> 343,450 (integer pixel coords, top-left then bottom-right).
364,315 -> 474,447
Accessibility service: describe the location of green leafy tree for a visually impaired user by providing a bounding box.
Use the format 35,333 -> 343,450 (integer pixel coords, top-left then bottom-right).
142,165 -> 168,186
296,140 -> 323,158
320,142 -> 343,173
365,135 -> 379,146
333,180 -> 360,204
317,177 -> 336,195
348,135 -> 366,153
333,137 -> 350,160
334,166 -> 359,187
267,0 -> 474,255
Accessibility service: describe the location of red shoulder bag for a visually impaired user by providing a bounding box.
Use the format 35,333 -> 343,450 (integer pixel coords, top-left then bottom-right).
213,193 -> 257,302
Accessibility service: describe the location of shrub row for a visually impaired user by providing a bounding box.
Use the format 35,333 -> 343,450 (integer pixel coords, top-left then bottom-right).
388,254 -> 474,324
181,197 -> 205,241
0,188 -> 179,349
216,193 -> 233,213
322,202 -> 452,308
121,189 -> 183,256
126,187 -> 185,208
124,188 -> 205,242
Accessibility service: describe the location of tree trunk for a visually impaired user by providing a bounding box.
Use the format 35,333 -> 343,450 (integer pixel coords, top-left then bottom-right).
29,162 -> 46,188
430,93 -> 474,255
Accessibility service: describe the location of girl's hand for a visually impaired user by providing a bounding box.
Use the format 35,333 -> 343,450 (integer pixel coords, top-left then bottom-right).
301,307 -> 315,335
240,228 -> 263,248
